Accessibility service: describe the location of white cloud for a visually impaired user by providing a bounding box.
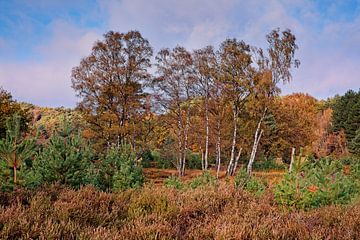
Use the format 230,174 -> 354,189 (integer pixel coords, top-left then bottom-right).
1,0 -> 360,107
0,20 -> 100,107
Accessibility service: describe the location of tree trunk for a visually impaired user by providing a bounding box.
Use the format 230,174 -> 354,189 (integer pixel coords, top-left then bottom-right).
181,103 -> 190,176
227,107 -> 238,175
247,129 -> 263,175
201,149 -> 204,171
204,97 -> 209,170
247,108 -> 267,175
216,120 -> 221,178
233,148 -> 242,175
13,165 -> 17,184
177,105 -> 183,177
289,147 -> 296,173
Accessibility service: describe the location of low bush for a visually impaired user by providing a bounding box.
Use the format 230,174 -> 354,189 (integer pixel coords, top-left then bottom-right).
234,168 -> 267,196
3,184 -> 360,239
252,158 -> 286,171
164,175 -> 183,190
189,171 -> 217,189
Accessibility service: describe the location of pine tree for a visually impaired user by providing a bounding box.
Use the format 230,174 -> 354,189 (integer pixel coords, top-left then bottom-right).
0,115 -> 36,189
28,120 -> 95,189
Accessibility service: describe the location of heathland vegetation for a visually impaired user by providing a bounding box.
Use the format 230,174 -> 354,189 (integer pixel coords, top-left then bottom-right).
1,28 -> 360,239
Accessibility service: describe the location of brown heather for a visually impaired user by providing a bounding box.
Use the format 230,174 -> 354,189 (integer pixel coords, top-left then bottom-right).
1,184 -> 360,239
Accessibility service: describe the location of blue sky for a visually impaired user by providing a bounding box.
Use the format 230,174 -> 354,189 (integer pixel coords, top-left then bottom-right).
0,0 -> 359,107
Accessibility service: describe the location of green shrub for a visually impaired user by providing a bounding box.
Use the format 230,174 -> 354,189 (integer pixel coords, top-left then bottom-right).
252,158 -> 285,171
189,171 -> 217,189
96,145 -> 144,192
140,149 -> 153,168
275,158 -> 359,210
186,151 -> 202,169
26,121 -> 95,189
164,175 -> 183,190
154,150 -> 174,169
234,168 -> 266,196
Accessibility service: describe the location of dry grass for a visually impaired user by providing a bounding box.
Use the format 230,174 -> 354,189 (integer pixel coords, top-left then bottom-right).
1,183 -> 360,239
144,168 -> 285,186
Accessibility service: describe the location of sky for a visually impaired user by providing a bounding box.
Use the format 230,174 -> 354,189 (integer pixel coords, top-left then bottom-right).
0,0 -> 359,107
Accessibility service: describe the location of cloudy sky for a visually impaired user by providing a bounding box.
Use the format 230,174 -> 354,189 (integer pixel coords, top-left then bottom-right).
0,0 -> 359,107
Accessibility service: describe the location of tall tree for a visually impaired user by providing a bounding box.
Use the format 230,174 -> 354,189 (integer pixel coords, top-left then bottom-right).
218,39 -> 253,176
332,89 -> 360,152
247,28 -> 300,175
153,46 -> 196,176
193,46 -> 217,170
71,31 -> 153,150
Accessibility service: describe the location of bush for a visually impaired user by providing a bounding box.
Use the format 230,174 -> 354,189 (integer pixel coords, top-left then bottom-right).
153,150 -> 174,169
234,168 -> 266,196
186,151 -> 202,169
189,171 -> 217,189
96,145 -> 144,192
252,157 -> 285,171
164,175 -> 183,190
275,158 -> 359,210
140,149 -> 153,168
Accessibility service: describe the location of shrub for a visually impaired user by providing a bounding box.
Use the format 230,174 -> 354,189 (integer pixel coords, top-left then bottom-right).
275,158 -> 359,209
186,151 -> 202,169
234,168 -> 266,196
164,175 -> 183,190
252,157 -> 285,171
189,171 -> 217,189
26,121 -> 95,189
140,149 -> 153,168
96,145 -> 144,192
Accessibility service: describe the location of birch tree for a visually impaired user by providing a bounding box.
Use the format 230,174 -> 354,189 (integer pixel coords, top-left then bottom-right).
218,39 -> 253,176
193,46 -> 217,171
153,46 -> 195,176
71,30 -> 153,150
246,28 -> 300,175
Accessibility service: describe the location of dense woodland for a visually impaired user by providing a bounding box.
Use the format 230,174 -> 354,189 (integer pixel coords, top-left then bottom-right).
1,29 -> 360,239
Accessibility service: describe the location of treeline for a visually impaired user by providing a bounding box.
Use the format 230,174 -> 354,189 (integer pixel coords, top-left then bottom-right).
70,28 -> 302,177
1,28 -> 359,183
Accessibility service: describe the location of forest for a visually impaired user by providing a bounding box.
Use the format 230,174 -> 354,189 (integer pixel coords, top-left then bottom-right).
1,28 -> 360,239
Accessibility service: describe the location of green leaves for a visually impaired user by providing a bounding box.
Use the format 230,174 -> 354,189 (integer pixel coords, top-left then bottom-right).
96,145 -> 144,192
275,157 -> 359,210
0,115 -> 36,188
26,121 -> 95,189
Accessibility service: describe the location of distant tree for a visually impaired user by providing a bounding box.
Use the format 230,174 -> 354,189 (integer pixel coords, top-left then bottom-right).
350,129 -> 360,155
71,31 -> 153,150
332,89 -> 360,152
0,87 -> 30,139
266,93 -> 318,158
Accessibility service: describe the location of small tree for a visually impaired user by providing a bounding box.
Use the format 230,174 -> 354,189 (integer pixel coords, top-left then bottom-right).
96,144 -> 144,192
28,121 -> 95,189
0,115 -> 36,188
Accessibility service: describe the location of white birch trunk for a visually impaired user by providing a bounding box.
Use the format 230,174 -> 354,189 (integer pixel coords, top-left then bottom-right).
233,148 -> 242,175
247,108 -> 267,175
216,120 -> 221,178
227,107 -> 238,175
289,147 -> 296,173
204,97 -> 209,170
247,129 -> 263,175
